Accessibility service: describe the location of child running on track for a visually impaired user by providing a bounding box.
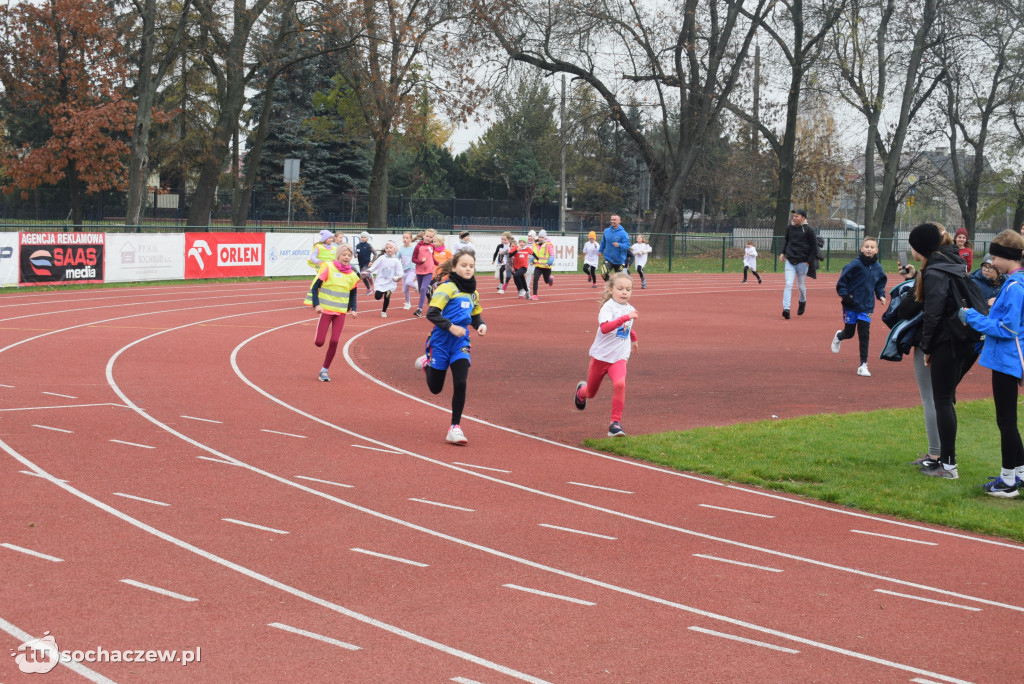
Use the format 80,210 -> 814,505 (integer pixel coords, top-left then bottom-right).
631,235 -> 652,289
493,231 -> 513,293
411,229 -> 437,317
831,236 -> 887,377
366,240 -> 404,318
530,231 -> 555,300
415,250 -> 488,444
582,231 -> 600,288
573,270 -> 639,437
742,240 -> 762,284
304,243 -> 360,382
398,231 -> 417,310
307,229 -> 335,271
509,237 -> 531,298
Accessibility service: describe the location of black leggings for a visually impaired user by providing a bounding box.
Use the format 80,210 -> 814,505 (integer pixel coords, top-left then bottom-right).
512,267 -> 528,293
374,290 -> 391,313
583,263 -> 597,283
532,268 -> 552,291
601,261 -> 623,281
992,370 -> 1024,470
837,320 -> 870,364
635,264 -> 646,281
929,342 -> 975,465
426,358 -> 469,425
743,266 -> 761,282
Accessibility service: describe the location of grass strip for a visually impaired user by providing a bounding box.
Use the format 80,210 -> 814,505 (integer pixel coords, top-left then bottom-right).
586,399 -> 1024,542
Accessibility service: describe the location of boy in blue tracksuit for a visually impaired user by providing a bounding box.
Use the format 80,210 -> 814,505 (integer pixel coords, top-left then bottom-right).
961,230 -> 1024,497
831,237 -> 887,376
599,214 -> 630,280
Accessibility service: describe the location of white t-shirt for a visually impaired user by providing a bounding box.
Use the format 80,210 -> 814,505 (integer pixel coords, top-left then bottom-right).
456,240 -> 475,255
589,299 -> 637,363
743,245 -> 758,268
631,242 -> 652,268
582,241 -> 600,267
368,255 -> 403,293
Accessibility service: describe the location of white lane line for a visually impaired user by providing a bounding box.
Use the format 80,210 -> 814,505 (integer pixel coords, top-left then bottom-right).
181,415 -> 222,423
566,481 -> 634,494
350,548 -> 429,567
452,678 -> 485,684
409,498 -> 475,512
0,617 -> 115,683
538,524 -> 617,540
1,543 -> 64,562
109,439 -> 155,449
851,530 -> 938,546
453,461 -> 512,473
261,429 -> 306,439
42,391 -> 78,399
19,470 -> 69,483
688,626 -> 800,654
351,443 -> 402,454
0,402 -> 126,412
294,475 -> 354,488
112,492 -> 170,507
692,554 -> 783,573
912,679 -> 947,684
873,589 -> 982,612
222,520 -> 290,536
699,504 -> 774,518
197,455 -> 242,466
267,622 -> 361,651
32,424 -> 74,434
503,584 -> 595,606
120,579 -> 198,602
0,383 -> 13,388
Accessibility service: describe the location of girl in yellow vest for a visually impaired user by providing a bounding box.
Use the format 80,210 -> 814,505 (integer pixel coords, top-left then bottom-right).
307,229 -> 336,271
303,243 -> 360,382
530,231 -> 555,300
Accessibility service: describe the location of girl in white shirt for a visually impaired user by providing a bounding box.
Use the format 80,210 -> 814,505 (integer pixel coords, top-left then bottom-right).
582,231 -> 601,288
742,240 -> 762,283
366,241 -> 404,318
572,271 -> 639,437
631,236 -> 653,289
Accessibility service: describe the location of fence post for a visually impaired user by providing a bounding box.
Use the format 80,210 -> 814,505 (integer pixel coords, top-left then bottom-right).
826,238 -> 831,271
721,236 -> 726,272
668,232 -> 674,272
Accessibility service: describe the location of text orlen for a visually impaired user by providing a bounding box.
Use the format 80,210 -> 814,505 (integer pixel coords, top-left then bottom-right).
217,244 -> 262,267
55,646 -> 201,665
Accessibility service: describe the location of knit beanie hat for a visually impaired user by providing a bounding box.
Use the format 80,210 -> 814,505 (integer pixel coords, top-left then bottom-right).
908,223 -> 942,256
954,227 -> 968,240
588,231 -> 596,239
318,229 -> 333,242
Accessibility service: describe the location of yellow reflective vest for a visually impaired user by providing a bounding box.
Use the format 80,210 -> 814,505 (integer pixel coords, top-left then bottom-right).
307,243 -> 335,271
303,262 -> 359,314
532,241 -> 553,269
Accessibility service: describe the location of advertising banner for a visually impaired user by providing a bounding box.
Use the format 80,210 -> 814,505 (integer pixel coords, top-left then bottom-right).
184,233 -> 265,279
19,232 -> 105,285
265,233 -> 322,277
0,232 -> 17,286
105,233 -> 186,283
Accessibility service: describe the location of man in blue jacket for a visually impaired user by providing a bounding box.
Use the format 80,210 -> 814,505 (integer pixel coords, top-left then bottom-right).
599,214 -> 630,281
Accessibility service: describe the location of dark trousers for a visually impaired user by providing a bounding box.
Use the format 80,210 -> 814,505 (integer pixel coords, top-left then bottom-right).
532,268 -> 552,291
512,267 -> 529,293
374,290 -> 391,313
837,320 -> 871,364
743,266 -> 761,283
583,263 -> 597,283
929,342 -> 975,465
426,358 -> 470,425
992,370 -> 1024,470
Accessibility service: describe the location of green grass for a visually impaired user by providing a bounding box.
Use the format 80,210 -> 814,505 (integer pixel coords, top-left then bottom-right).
586,400 -> 1024,542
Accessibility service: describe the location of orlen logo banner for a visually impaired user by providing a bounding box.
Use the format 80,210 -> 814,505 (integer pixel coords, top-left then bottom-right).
184,233 -> 265,279
19,232 -> 105,285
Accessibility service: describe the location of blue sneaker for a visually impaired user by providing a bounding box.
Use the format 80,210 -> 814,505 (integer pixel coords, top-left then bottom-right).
982,475 -> 1020,498
608,421 -> 626,437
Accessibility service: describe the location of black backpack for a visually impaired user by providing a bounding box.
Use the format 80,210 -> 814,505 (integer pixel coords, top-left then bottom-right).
946,271 -> 990,345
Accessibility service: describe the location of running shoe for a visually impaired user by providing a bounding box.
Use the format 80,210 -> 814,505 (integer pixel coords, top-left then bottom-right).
608,421 -> 626,437
920,463 -> 958,479
318,369 -> 330,382
982,475 -> 1021,498
574,382 -> 587,410
831,331 -> 843,354
446,425 -> 467,445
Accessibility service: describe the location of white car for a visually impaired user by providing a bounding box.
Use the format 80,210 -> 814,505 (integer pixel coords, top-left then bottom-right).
843,219 -> 864,231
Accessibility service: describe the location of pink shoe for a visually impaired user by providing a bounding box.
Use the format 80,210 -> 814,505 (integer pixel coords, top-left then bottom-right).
530,295 -> 539,301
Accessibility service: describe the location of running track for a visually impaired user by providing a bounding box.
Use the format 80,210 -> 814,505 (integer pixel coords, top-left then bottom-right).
0,273 -> 1018,683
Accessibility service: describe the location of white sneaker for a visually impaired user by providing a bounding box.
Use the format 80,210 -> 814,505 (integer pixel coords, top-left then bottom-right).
857,363 -> 871,377
381,311 -> 387,318
415,355 -> 428,371
831,331 -> 843,354
446,424 -> 467,445
498,288 -> 504,294
403,302 -> 411,310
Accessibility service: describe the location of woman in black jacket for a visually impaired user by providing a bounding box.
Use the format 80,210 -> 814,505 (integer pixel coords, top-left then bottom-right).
906,223 -> 977,479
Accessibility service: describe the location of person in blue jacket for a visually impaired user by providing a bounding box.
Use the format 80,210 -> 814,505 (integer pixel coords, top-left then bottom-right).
961,230 -> 1024,497
599,214 -> 630,281
830,236 -> 887,377
969,254 -> 1004,303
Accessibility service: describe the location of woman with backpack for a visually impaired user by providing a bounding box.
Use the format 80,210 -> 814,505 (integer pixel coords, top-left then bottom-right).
907,222 -> 980,480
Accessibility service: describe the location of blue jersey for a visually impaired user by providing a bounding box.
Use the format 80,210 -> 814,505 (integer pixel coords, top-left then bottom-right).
425,282 -> 483,369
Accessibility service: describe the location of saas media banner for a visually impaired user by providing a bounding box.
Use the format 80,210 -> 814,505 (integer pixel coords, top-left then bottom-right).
20,232 -> 105,285
105,233 -> 186,283
185,233 -> 265,279
0,232 -> 17,286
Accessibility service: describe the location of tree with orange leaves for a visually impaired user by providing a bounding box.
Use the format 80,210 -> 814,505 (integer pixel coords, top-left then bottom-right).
0,0 -> 134,227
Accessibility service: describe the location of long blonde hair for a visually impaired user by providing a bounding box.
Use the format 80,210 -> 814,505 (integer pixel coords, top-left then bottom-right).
601,271 -> 633,304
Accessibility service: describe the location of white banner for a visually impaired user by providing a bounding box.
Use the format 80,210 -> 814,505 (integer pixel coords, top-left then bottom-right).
265,233 -> 324,277
0,232 -> 17,286
100,233 -> 186,283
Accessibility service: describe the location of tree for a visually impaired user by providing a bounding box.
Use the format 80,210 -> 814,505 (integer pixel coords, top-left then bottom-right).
0,0 -> 135,226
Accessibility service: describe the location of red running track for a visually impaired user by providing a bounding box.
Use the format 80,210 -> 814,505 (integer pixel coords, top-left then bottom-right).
0,274 -> 1018,683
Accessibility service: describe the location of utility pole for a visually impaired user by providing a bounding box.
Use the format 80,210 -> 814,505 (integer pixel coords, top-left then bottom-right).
560,74 -> 567,234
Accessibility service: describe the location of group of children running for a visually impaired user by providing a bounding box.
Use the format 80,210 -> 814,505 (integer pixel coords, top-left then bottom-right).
304,228 -> 644,443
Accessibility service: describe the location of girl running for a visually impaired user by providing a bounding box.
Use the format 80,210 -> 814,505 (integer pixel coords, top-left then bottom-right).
307,229 -> 335,271
573,271 -> 639,437
304,243 -> 360,382
582,231 -> 600,288
631,235 -> 653,289
411,229 -> 437,317
415,250 -> 488,444
366,240 -> 404,318
397,231 -> 417,310
493,231 -> 513,293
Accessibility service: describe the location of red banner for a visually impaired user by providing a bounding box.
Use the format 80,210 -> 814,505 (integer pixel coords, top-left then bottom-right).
184,233 -> 265,279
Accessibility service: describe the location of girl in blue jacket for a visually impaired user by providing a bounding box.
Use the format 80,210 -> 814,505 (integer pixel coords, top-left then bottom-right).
962,229 -> 1024,497
831,237 -> 887,376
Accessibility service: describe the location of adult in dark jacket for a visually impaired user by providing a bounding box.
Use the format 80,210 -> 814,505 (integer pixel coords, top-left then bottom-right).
778,208 -> 819,319
907,222 -> 978,479
969,254 -> 1004,303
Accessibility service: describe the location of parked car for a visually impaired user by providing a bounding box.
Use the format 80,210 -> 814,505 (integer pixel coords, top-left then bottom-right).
843,219 -> 865,231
